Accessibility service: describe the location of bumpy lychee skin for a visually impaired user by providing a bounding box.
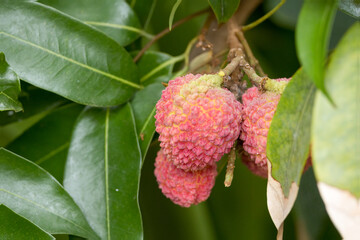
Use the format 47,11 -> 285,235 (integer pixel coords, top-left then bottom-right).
155,74 -> 242,171
154,149 -> 217,207
240,78 -> 289,178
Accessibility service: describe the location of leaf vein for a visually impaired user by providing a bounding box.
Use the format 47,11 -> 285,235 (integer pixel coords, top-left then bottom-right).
0,32 -> 141,89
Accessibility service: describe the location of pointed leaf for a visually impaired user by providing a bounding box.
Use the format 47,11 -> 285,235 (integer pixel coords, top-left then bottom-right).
266,70 -> 316,238
39,0 -> 143,46
312,22 -> 360,238
339,0 -> 360,19
0,204 -> 54,240
64,104 -> 143,240
267,69 -> 315,196
7,104 -> 83,182
267,164 -> 298,238
0,52 -> 22,112
296,0 -> 337,100
0,1 -> 140,107
208,0 -> 241,23
0,148 -> 98,239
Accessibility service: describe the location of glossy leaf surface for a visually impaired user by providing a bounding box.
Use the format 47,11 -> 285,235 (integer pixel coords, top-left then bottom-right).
267,70 -> 315,196
39,0 -> 142,46
0,148 -> 98,239
7,104 -> 83,182
0,1 -> 139,107
208,0 -> 241,23
296,0 -> 337,100
312,22 -> 360,197
0,52 -> 22,112
64,104 -> 142,240
0,204 -> 54,240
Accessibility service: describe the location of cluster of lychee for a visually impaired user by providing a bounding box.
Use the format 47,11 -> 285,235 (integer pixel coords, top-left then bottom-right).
154,73 -> 289,207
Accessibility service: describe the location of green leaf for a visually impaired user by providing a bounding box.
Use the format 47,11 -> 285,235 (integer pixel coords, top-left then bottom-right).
0,86 -> 67,126
64,104 -> 143,240
169,0 -> 182,30
312,22 -> 360,197
208,0 -> 241,23
0,148 -> 98,239
132,83 -> 164,161
138,51 -> 174,85
267,70 -> 316,196
339,0 -> 360,19
132,51 -> 174,160
0,1 -> 140,107
39,0 -> 146,46
0,204 -> 54,240
0,52 -> 22,112
7,104 -> 83,183
296,0 -> 337,101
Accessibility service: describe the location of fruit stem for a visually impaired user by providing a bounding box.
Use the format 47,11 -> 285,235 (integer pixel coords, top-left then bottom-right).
235,31 -> 265,77
224,144 -> 237,187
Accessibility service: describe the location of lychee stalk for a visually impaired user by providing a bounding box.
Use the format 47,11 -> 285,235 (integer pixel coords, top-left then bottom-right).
224,144 -> 236,187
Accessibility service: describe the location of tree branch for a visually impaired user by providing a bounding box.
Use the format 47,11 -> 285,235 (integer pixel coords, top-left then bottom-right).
133,8 -> 210,62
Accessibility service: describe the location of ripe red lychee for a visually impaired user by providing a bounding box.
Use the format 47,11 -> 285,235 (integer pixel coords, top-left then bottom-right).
155,74 -> 242,171
154,149 -> 217,207
240,78 -> 289,178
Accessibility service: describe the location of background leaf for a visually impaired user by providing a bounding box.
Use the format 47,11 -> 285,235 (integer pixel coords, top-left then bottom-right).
137,51 -> 174,85
0,204 -> 54,240
0,52 -> 22,112
132,51 -> 174,160
267,69 -> 315,196
132,83 -> 164,161
7,104 -> 83,182
312,22 -> 360,239
64,104 -> 143,240
339,0 -> 360,19
312,22 -> 360,198
39,0 -> 143,46
0,85 -> 67,126
0,1 -> 139,107
208,0 -> 241,23
294,168 -> 341,239
0,148 -> 98,239
296,0 -> 337,100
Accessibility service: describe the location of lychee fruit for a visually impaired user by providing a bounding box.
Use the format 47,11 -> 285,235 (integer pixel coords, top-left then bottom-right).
154,149 -> 217,207
240,78 -> 289,178
155,73 -> 242,171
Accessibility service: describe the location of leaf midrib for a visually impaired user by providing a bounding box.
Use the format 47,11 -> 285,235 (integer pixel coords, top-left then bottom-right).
0,32 -> 141,89
104,109 -> 111,240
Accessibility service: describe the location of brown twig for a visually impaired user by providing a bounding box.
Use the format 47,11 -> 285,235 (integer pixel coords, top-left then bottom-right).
196,11 -> 215,51
235,31 -> 265,76
134,8 -> 210,62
